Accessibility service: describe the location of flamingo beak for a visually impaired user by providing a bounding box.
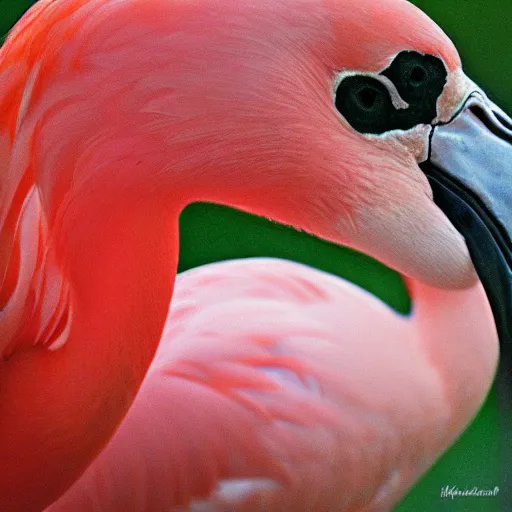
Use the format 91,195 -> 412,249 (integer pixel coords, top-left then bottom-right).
420,92 -> 512,360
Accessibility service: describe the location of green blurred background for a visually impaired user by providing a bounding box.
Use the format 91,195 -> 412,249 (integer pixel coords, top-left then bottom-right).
1,0 -> 510,510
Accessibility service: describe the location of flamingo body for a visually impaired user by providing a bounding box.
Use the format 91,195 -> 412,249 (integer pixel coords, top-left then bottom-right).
47,258 -> 496,511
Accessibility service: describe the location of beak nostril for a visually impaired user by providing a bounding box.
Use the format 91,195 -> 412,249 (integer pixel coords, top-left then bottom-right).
469,104 -> 512,144
495,111 -> 512,132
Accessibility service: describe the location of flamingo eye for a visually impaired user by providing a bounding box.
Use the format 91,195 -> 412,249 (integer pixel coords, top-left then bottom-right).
382,51 -> 447,105
335,51 -> 448,135
335,76 -> 393,134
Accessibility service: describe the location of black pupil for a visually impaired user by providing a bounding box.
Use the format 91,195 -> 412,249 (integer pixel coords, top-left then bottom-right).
410,66 -> 426,85
358,87 -> 378,108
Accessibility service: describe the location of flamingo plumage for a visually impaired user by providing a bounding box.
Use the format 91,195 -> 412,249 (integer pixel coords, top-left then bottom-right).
46,258 -> 497,511
0,0 -> 510,511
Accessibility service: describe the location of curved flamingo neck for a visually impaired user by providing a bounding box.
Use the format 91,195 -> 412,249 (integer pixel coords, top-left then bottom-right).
0,181 -> 181,510
404,277 -> 498,437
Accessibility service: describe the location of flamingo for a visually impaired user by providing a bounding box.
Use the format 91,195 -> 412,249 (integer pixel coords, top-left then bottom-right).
0,0 -> 510,510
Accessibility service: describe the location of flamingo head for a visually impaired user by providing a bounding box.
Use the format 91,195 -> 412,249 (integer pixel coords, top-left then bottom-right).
132,0 -> 509,343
